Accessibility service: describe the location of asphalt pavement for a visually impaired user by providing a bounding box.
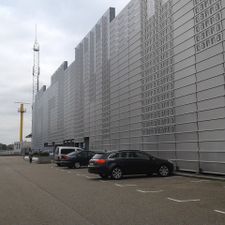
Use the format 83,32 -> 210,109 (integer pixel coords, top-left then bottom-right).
0,156 -> 224,225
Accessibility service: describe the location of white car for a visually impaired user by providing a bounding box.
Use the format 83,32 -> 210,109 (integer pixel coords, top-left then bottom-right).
54,146 -> 84,166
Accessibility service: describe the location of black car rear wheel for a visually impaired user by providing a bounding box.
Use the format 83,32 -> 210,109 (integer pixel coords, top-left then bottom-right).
74,162 -> 81,169
111,167 -> 123,180
158,165 -> 170,177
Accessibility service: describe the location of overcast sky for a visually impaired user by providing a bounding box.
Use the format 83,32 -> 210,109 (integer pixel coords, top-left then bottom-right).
0,0 -> 131,145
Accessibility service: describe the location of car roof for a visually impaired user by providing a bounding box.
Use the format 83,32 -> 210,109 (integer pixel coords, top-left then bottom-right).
57,146 -> 82,149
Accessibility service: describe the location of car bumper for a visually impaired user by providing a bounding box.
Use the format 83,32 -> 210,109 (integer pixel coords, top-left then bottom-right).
88,165 -> 108,175
59,160 -> 73,167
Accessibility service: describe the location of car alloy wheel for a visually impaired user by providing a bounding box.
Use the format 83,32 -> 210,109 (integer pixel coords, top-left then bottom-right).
111,167 -> 122,180
158,165 -> 169,177
74,162 -> 81,169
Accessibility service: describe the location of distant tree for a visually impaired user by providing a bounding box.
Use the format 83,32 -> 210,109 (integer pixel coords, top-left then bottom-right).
0,143 -> 7,150
7,144 -> 14,150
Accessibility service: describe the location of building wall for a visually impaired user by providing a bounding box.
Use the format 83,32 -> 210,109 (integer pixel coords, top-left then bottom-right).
32,0 -> 225,174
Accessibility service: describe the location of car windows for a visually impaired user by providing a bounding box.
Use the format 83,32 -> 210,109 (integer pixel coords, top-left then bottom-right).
108,153 -> 120,159
135,152 -> 150,160
87,152 -> 95,157
78,151 -> 87,157
61,148 -> 75,154
55,148 -> 59,154
127,152 -> 137,158
120,152 -> 128,158
125,151 -> 150,159
92,154 -> 105,159
67,152 -> 76,156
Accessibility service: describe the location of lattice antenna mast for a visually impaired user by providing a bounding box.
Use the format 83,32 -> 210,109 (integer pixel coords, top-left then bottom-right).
32,25 -> 40,104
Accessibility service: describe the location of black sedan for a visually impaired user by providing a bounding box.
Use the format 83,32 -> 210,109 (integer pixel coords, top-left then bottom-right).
88,150 -> 174,179
60,150 -> 100,169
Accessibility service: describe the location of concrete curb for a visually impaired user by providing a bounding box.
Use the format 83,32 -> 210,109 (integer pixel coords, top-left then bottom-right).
175,172 -> 225,182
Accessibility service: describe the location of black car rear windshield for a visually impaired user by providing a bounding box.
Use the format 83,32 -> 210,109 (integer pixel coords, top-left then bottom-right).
61,149 -> 75,154
92,153 -> 106,159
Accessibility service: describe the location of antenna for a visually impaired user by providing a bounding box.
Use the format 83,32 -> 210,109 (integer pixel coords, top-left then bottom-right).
32,24 -> 40,104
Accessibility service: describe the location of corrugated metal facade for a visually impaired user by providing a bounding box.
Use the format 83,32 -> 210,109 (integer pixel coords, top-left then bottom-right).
32,0 -> 225,175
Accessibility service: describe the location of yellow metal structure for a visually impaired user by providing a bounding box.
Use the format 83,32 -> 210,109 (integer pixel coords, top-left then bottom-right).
15,102 -> 30,143
19,104 -> 25,142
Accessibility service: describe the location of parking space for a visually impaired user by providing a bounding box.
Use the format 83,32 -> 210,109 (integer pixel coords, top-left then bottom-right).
48,163 -> 225,220
0,157 -> 225,225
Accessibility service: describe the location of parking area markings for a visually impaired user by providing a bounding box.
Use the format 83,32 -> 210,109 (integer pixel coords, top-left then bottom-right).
115,183 -> 137,187
136,189 -> 163,193
167,197 -> 200,203
214,210 -> 225,215
190,180 -> 209,183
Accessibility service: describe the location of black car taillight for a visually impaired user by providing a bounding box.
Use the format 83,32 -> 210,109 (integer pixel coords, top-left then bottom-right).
95,159 -> 106,165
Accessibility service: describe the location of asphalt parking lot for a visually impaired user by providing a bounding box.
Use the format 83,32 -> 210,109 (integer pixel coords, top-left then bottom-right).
0,156 -> 224,225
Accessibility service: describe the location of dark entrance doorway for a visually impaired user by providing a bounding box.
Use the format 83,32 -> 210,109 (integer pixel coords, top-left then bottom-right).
84,137 -> 89,151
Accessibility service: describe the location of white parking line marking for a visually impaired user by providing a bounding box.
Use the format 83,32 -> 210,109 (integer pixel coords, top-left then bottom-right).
190,180 -> 209,183
100,180 -> 108,183
167,197 -> 200,203
76,173 -> 81,176
67,171 -> 71,174
85,176 -> 93,179
214,210 -> 225,215
136,189 -> 164,193
115,183 -> 137,187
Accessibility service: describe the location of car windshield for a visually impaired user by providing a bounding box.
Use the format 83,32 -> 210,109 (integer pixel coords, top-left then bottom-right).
92,153 -> 105,159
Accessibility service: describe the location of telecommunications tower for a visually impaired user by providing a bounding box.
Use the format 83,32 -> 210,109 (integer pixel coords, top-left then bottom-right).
32,25 -> 40,104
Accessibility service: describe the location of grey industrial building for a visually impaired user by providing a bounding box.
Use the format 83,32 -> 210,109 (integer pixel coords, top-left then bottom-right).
32,0 -> 225,175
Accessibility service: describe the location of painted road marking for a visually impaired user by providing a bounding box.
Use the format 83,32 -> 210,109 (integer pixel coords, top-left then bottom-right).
190,180 -> 209,183
136,189 -> 163,193
167,197 -> 200,203
85,175 -> 94,179
100,180 -> 108,183
115,183 -> 137,187
214,210 -> 225,215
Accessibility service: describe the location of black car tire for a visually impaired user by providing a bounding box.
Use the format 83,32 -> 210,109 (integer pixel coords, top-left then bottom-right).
57,163 -> 61,167
99,173 -> 108,179
111,167 -> 123,180
74,162 -> 81,169
158,165 -> 170,177
68,165 -> 74,169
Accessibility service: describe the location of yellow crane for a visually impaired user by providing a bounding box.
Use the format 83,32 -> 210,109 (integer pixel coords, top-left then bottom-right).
15,102 -> 30,143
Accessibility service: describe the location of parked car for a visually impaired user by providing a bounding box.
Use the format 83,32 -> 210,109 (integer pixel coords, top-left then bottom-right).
60,150 -> 101,169
54,146 -> 84,166
88,150 -> 174,179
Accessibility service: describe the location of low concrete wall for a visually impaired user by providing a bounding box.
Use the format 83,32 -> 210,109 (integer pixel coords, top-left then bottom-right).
32,156 -> 51,164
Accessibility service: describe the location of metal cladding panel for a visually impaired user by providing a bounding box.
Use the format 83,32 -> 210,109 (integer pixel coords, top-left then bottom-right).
32,0 -> 225,175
